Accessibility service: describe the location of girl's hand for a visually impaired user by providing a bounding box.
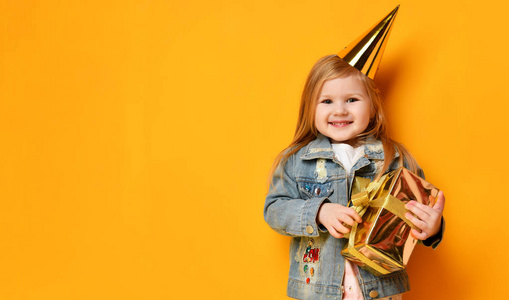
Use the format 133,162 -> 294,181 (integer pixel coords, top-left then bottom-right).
405,191 -> 446,240
316,203 -> 362,239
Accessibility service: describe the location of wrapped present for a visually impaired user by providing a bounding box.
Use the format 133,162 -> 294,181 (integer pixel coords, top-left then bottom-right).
341,167 -> 439,276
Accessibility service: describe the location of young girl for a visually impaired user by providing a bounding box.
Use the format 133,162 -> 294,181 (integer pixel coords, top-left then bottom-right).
263,54 -> 445,300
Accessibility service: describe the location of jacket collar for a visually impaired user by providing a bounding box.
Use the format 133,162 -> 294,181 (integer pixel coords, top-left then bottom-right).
300,134 -> 397,161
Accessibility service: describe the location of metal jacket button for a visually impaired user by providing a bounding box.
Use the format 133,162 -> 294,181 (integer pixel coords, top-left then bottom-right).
369,290 -> 378,298
306,225 -> 314,234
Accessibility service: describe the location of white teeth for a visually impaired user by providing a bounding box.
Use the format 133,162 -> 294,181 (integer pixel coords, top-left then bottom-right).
331,122 -> 350,125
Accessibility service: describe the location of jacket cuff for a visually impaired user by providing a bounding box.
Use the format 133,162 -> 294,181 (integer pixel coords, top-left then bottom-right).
302,197 -> 331,237
422,217 -> 445,249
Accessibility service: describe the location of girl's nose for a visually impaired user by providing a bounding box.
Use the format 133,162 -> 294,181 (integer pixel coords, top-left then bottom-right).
332,104 -> 347,115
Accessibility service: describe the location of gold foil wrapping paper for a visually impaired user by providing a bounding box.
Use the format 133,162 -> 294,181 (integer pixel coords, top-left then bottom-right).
341,167 -> 439,276
337,5 -> 399,79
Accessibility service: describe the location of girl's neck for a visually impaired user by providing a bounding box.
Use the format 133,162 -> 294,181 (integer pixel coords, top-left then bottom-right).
330,137 -> 363,148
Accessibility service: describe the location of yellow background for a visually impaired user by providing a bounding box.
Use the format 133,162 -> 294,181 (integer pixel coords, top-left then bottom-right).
0,1 -> 507,299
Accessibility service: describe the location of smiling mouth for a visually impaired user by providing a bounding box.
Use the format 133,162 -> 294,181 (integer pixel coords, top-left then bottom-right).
330,122 -> 352,127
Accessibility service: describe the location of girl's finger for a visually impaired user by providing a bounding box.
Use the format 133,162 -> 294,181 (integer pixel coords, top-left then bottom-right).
405,202 -> 432,221
328,226 -> 344,239
332,220 -> 351,234
405,212 -> 428,231
350,212 -> 363,224
337,214 -> 355,226
342,207 -> 363,223
410,228 -> 428,240
432,191 -> 446,213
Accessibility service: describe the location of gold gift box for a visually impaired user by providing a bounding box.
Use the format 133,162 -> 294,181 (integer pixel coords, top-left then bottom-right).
341,167 -> 439,276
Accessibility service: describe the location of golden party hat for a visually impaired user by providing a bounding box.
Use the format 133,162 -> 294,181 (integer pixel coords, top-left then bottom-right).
338,5 -> 400,79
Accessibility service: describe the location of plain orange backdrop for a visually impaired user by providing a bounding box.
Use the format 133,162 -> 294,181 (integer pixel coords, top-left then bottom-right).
0,1 -> 507,299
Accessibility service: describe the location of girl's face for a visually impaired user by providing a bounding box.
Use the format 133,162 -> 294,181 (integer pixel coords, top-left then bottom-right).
314,76 -> 371,144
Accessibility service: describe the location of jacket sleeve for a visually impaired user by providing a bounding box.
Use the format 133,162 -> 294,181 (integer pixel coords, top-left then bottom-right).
263,154 -> 330,237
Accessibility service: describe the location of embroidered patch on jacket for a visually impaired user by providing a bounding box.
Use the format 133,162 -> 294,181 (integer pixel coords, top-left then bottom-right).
300,182 -> 332,199
305,183 -> 323,196
314,159 -> 327,183
302,239 -> 320,284
302,239 -> 320,263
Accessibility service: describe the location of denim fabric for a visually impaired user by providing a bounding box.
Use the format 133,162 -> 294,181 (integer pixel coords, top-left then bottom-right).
264,134 -> 441,300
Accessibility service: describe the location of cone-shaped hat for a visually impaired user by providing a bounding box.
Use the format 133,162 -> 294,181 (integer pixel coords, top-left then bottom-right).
338,5 -> 399,79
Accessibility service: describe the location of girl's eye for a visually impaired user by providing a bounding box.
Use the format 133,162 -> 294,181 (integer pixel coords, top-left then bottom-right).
322,99 -> 332,104
346,98 -> 358,103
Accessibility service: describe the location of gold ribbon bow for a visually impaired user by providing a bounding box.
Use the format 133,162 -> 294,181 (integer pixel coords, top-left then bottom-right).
346,174 -> 418,236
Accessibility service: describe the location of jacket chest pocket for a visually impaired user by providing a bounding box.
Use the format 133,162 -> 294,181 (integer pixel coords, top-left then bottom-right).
298,181 -> 333,199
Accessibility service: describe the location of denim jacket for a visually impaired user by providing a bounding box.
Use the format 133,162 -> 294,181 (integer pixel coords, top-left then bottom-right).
264,134 -> 442,300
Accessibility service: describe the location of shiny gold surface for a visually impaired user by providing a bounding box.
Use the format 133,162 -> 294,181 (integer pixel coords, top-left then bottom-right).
341,167 -> 439,276
337,5 -> 399,79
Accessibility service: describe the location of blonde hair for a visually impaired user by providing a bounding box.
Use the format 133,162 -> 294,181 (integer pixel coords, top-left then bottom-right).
269,55 -> 418,181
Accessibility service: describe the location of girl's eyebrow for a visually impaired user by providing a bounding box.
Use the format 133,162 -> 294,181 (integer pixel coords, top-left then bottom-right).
319,92 -> 365,98
346,93 -> 365,97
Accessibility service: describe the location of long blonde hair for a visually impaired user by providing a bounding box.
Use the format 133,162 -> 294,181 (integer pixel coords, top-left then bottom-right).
269,55 -> 417,181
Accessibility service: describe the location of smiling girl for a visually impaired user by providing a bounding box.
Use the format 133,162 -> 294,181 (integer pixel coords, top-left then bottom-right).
263,7 -> 445,300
